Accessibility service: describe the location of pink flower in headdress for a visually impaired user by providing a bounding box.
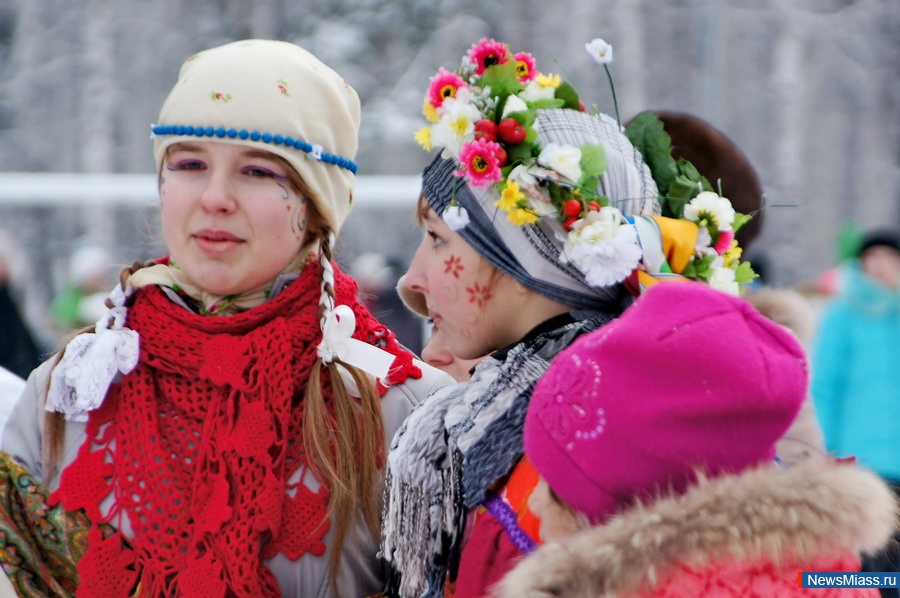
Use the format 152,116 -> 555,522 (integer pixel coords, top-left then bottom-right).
467,38 -> 510,75
514,52 -> 538,82
714,229 -> 735,256
427,68 -> 468,109
455,138 -> 503,187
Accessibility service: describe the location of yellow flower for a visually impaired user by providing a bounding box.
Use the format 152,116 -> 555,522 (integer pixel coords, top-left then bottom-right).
536,73 -> 561,88
414,127 -> 432,151
495,180 -> 522,212
723,239 -> 742,267
508,207 -> 539,226
422,97 -> 439,123
449,116 -> 470,140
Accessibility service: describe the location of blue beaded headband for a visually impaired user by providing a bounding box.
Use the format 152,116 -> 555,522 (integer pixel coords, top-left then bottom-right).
151,124 -> 358,174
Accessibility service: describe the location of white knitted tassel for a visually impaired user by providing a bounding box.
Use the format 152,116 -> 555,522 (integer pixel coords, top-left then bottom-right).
46,281 -> 140,421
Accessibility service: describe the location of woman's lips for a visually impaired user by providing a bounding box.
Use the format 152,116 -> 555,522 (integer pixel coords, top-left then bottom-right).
193,229 -> 243,252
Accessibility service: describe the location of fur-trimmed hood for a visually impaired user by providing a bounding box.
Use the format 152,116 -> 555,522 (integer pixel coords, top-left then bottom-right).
494,460 -> 898,597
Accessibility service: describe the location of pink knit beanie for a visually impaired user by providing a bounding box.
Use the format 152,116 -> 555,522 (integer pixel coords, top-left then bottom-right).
524,281 -> 808,524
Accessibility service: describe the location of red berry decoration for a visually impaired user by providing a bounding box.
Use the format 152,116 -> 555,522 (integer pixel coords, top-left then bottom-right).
563,199 -> 583,217
588,200 -> 601,212
474,119 -> 498,142
494,146 -> 508,167
563,216 -> 579,231
497,118 -> 527,144
578,100 -> 586,112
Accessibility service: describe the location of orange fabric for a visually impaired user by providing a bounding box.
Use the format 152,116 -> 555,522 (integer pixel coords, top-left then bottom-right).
650,216 -> 699,274
501,457 -> 542,542
636,270 -> 691,290
452,459 -> 543,597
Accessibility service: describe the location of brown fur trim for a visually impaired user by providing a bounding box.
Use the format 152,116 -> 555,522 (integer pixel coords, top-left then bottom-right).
493,460 -> 898,597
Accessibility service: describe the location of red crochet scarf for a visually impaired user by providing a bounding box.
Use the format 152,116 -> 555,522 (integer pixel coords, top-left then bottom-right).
51,261 -> 420,597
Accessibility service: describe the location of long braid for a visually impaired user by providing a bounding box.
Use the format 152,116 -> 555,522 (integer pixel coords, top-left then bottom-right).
43,258 -> 156,482
302,230 -> 384,595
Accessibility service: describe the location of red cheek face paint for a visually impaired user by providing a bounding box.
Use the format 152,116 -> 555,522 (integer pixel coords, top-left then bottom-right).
466,282 -> 493,307
444,255 -> 464,279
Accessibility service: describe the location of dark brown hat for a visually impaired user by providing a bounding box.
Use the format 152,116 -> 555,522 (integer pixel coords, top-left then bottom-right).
857,229 -> 900,257
652,111 -> 764,249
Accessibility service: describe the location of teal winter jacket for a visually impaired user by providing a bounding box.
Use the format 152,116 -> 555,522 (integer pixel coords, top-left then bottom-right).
811,262 -> 900,480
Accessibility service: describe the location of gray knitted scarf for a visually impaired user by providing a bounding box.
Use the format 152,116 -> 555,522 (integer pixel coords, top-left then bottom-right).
381,311 -> 618,597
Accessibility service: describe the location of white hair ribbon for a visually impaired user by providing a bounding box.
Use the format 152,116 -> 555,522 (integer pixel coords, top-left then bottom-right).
316,304 -> 395,381
46,282 -> 140,422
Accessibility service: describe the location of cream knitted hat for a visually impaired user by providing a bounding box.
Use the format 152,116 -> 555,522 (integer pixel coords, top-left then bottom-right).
152,39 -> 361,233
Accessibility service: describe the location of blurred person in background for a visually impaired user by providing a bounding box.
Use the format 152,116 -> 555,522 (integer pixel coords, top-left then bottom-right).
0,230 -> 44,379
812,228 -> 900,590
745,285 -> 827,465
49,240 -> 115,334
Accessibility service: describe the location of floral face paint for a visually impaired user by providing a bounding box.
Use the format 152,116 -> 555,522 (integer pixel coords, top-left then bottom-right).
404,206 -> 522,359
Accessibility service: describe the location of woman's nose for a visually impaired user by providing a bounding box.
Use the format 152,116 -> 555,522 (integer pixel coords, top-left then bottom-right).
404,238 -> 430,294
199,171 -> 238,213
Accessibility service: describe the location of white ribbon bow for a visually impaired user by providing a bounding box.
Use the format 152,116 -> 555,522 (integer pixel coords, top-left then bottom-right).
316,305 -> 396,394
46,283 -> 140,422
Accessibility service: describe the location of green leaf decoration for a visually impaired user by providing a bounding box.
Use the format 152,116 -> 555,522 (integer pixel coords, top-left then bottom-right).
734,261 -> 759,284
528,98 -> 566,110
505,110 -> 537,128
580,143 -> 608,179
480,61 -> 523,96
494,93 -> 510,122
665,176 -> 700,218
507,142 -> 534,164
676,159 -> 712,191
692,254 -> 718,279
579,175 -> 599,195
732,212 -> 753,234
680,259 -> 698,279
624,111 -> 678,196
554,81 -> 581,111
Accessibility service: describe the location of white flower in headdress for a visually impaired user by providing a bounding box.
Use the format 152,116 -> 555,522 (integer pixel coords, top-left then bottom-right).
708,265 -> 740,295
562,207 -> 641,287
442,204 -> 470,231
507,164 -> 537,189
585,38 -> 614,64
501,94 -> 529,118
684,191 -> 736,232
507,164 -> 549,208
520,79 -> 557,102
430,93 -> 482,159
538,143 -> 583,183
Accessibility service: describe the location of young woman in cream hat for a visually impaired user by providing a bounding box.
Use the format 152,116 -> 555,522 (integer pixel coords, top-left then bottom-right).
1,39 -> 449,597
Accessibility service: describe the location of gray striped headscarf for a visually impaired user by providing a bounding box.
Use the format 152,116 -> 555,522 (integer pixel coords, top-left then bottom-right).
422,108 -> 660,311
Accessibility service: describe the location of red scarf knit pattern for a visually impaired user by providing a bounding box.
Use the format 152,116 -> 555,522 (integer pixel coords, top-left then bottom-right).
51,261 -> 421,597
